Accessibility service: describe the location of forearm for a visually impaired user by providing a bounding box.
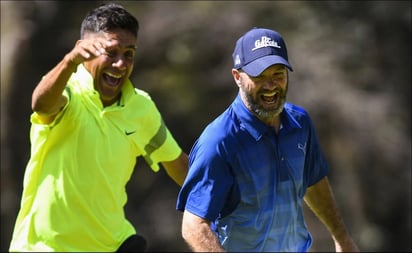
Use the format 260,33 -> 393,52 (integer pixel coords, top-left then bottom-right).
182,211 -> 225,252
304,177 -> 359,252
32,54 -> 76,115
162,152 -> 189,186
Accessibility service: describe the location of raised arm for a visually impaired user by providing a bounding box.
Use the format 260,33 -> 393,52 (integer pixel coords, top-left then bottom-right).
32,37 -> 112,123
304,176 -> 359,252
181,210 -> 225,252
161,151 -> 189,186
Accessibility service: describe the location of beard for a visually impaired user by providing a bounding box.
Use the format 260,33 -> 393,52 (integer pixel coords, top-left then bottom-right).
246,91 -> 286,120
240,81 -> 288,122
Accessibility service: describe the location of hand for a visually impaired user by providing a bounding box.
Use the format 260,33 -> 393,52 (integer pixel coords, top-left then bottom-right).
65,37 -> 113,66
334,237 -> 360,252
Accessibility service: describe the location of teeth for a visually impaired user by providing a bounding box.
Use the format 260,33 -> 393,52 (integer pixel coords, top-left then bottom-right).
263,91 -> 277,97
105,72 -> 122,78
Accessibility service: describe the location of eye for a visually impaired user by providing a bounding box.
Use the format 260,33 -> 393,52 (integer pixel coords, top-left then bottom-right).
105,50 -> 117,58
124,50 -> 135,61
272,73 -> 284,81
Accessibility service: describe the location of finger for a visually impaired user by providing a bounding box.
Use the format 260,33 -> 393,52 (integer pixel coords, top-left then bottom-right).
78,39 -> 103,57
80,50 -> 91,59
91,38 -> 114,54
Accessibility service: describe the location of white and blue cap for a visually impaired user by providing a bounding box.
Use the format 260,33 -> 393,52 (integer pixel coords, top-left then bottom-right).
232,27 -> 293,77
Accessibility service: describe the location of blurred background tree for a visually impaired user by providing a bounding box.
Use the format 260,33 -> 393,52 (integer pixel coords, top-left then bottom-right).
1,1 -> 410,251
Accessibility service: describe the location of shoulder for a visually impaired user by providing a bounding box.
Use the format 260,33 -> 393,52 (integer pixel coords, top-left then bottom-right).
193,107 -> 241,157
284,103 -> 310,117
134,87 -> 152,100
280,103 -> 319,134
284,103 -> 313,124
203,107 -> 237,139
127,87 -> 159,112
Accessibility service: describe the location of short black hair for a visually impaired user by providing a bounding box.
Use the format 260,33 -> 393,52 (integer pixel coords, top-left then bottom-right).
80,3 -> 139,38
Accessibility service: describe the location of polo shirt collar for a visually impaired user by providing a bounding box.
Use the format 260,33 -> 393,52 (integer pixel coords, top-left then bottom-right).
75,64 -> 135,106
232,93 -> 301,141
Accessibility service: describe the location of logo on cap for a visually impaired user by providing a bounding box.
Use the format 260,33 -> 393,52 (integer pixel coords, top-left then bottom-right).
252,36 -> 281,51
234,55 -> 241,66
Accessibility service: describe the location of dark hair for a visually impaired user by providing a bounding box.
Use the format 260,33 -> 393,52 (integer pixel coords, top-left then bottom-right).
80,3 -> 139,38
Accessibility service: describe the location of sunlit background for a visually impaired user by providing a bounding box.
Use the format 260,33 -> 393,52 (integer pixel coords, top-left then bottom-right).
1,1 -> 411,251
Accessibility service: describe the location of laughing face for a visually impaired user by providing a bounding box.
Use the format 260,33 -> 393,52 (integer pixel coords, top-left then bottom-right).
83,29 -> 137,107
233,64 -> 288,125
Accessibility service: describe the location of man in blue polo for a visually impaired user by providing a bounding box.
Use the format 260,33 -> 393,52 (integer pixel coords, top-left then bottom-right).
176,27 -> 359,252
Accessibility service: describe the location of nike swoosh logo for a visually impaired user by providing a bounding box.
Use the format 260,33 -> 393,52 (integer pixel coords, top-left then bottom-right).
125,130 -> 136,136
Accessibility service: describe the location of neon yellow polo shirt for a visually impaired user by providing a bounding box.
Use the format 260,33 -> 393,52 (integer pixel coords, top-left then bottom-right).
9,64 -> 182,252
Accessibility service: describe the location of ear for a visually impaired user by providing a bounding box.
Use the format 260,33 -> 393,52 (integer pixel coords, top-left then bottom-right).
232,68 -> 242,87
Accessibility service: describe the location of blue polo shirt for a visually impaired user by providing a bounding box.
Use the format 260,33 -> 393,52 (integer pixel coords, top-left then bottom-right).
177,94 -> 329,252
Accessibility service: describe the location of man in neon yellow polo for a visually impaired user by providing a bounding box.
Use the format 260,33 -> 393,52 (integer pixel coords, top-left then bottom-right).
9,3 -> 188,252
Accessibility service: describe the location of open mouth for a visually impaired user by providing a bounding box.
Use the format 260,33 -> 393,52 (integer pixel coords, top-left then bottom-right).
103,72 -> 122,87
261,90 -> 279,104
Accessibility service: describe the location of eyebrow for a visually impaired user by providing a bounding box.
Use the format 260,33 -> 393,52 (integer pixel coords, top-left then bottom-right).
109,43 -> 137,50
125,45 -> 138,50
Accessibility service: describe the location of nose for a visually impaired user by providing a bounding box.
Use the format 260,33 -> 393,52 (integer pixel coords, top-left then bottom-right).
112,55 -> 127,69
261,78 -> 277,89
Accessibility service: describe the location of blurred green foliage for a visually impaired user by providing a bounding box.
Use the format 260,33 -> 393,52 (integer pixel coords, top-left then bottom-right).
1,1 -> 410,251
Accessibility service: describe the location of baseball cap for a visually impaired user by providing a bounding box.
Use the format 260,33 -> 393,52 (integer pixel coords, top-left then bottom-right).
232,27 -> 293,77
